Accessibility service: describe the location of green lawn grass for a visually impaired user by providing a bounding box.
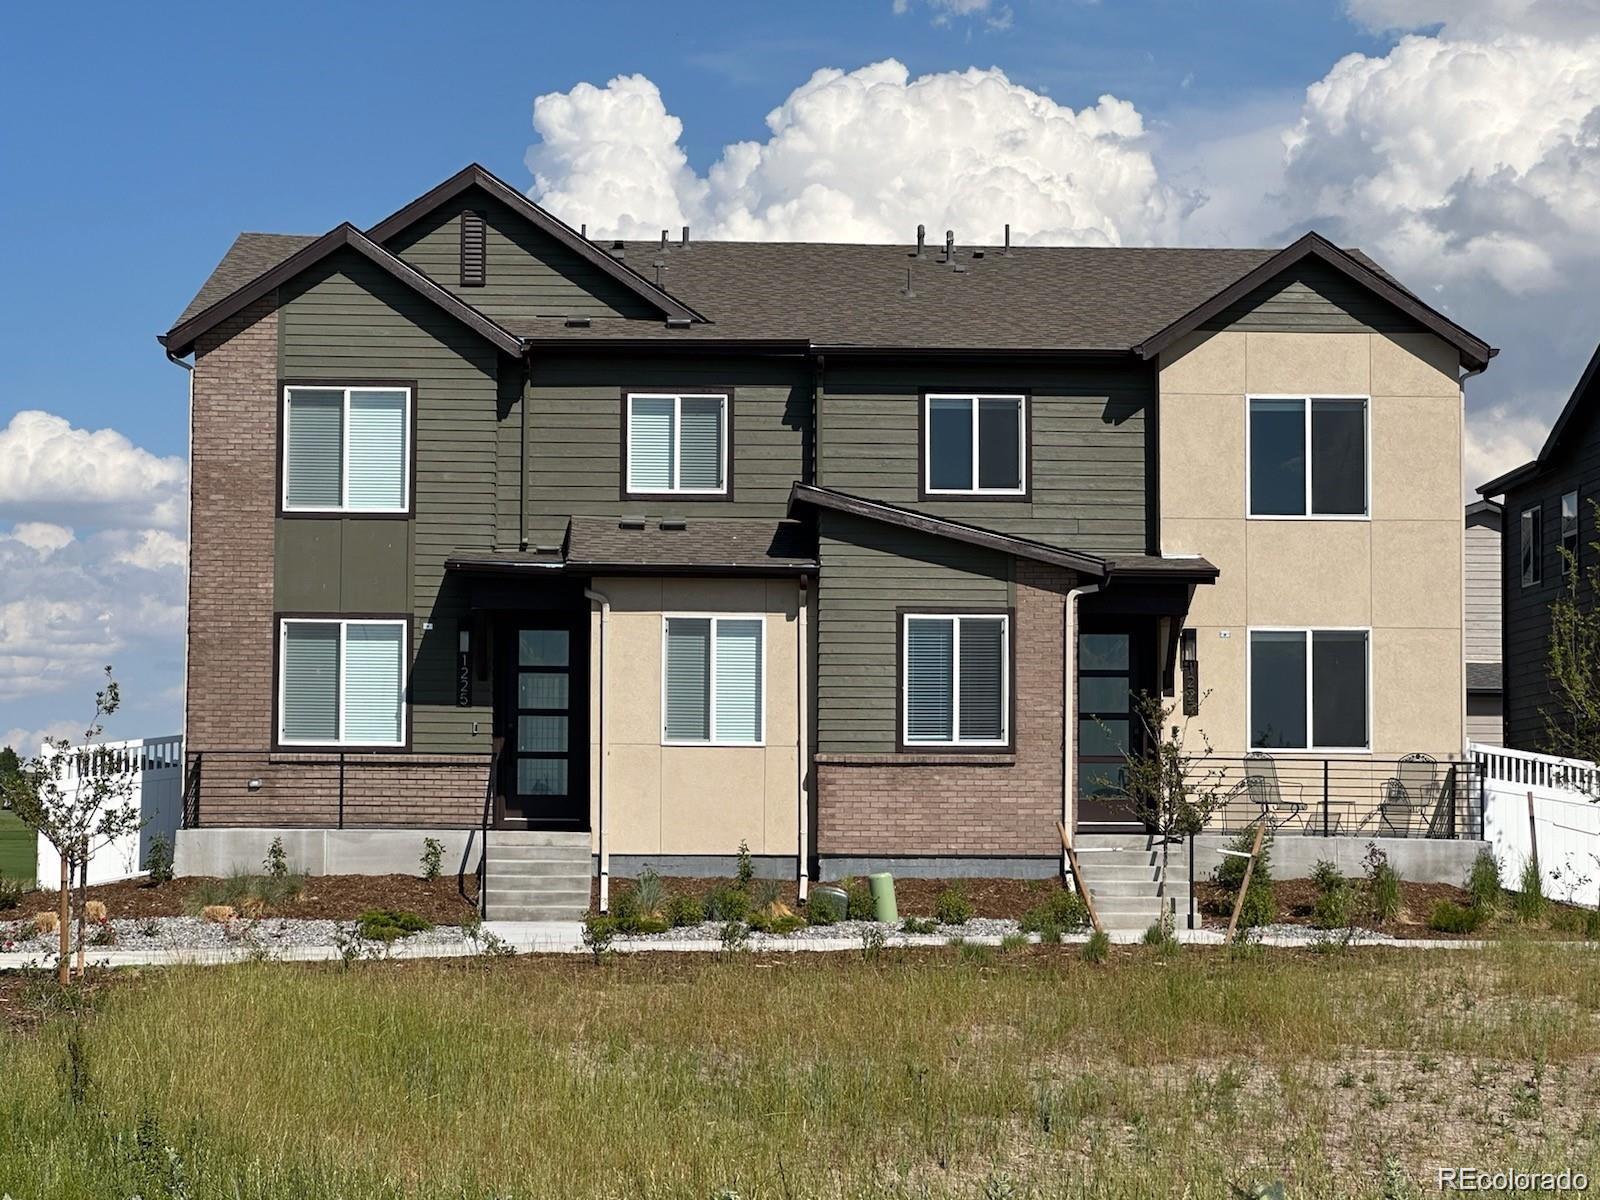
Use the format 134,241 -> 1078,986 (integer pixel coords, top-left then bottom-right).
0,808 -> 35,887
4,943 -> 1599,1198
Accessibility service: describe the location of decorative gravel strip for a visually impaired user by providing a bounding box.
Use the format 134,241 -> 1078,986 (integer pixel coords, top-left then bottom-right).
615,917 -> 1023,945
0,916 -> 472,957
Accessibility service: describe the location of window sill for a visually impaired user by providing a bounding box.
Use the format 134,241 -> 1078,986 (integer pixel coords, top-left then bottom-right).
815,751 -> 1018,767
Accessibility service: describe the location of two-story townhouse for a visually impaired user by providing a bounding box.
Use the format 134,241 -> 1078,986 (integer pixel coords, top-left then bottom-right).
161,164 -> 1492,918
1479,340 -> 1600,751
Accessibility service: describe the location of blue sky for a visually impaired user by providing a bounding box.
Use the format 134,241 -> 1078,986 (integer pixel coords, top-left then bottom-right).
1,0 -> 1595,749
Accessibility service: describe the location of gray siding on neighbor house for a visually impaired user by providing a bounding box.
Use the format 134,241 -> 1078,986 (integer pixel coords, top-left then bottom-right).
818,361 -> 1152,556
513,355 -> 812,549
815,511 -> 1012,755
1466,520 -> 1502,664
384,191 -> 658,324
278,248 -> 503,753
1201,259 -> 1423,334
1467,693 -> 1504,746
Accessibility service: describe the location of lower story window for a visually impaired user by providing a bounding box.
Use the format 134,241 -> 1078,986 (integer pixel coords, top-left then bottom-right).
903,613 -> 1009,746
1249,628 -> 1368,750
279,618 -> 406,746
663,615 -> 765,744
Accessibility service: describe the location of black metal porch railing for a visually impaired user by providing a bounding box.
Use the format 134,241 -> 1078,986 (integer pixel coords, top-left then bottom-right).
1174,755 -> 1484,840
178,748 -> 492,832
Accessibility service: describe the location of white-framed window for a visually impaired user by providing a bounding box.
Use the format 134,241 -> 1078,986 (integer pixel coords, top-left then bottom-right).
282,386 -> 410,513
1247,395 -> 1368,518
901,613 -> 1009,746
661,615 -> 764,745
1247,628 -> 1369,751
278,618 -> 407,747
1562,490 -> 1579,576
626,393 -> 729,495
923,393 -> 1026,495
1522,504 -> 1543,587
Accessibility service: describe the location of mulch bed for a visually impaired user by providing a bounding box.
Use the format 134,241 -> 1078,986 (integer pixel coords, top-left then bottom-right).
7,874 -> 480,924
1194,878 -> 1490,938
597,874 -> 1070,920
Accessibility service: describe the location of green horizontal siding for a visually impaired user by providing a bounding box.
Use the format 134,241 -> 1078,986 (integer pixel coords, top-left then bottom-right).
1201,259 -> 1421,334
521,356 -> 811,548
279,249 -> 502,754
386,191 -> 658,323
818,361 -> 1151,556
815,512 -> 1012,754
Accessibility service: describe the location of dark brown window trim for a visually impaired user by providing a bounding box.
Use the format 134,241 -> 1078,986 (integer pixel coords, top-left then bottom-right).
271,610 -> 415,754
618,386 -> 738,503
277,378 -> 419,520
894,604 -> 1018,755
916,387 -> 1034,503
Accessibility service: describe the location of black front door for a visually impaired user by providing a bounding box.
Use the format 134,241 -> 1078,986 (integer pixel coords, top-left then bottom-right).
497,616 -> 589,830
1076,621 -> 1148,831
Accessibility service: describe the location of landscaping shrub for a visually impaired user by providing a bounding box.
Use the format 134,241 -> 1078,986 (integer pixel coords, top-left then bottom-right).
1019,889 -> 1090,936
748,911 -> 806,935
144,835 -> 174,886
704,882 -> 751,924
1310,860 -> 1355,930
933,885 -> 974,926
1212,825 -> 1276,929
806,889 -> 844,926
751,878 -> 792,921
633,868 -> 668,920
665,893 -> 704,927
187,869 -> 304,916
1362,843 -> 1402,924
0,871 -> 22,911
419,837 -> 443,882
356,909 -> 432,942
1466,848 -> 1502,914
1427,901 -> 1486,934
736,840 -> 754,887
1142,914 -> 1179,954
1081,929 -> 1111,963
582,914 -> 615,963
1513,858 -> 1547,924
264,837 -> 290,880
844,877 -> 875,921
900,915 -> 937,935
605,886 -> 666,934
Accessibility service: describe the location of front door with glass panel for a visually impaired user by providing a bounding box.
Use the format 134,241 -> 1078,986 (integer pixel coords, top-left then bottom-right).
1076,623 -> 1146,831
497,618 -> 589,830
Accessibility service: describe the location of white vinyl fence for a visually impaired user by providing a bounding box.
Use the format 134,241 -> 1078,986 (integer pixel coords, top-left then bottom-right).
35,735 -> 183,889
1472,742 -> 1600,908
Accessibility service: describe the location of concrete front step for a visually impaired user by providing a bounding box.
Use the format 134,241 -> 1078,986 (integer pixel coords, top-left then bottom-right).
483,858 -> 592,879
486,830 -> 590,848
485,904 -> 590,921
485,849 -> 592,869
1089,879 -> 1174,898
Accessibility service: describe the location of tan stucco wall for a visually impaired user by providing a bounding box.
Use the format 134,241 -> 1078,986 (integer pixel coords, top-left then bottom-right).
587,577 -> 804,857
1158,329 -> 1465,759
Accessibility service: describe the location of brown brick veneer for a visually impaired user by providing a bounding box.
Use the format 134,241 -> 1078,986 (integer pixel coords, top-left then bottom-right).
184,296 -> 486,828
815,560 -> 1072,858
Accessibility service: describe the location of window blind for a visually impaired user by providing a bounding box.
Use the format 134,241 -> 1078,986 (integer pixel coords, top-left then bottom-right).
629,396 -> 675,491
905,618 -> 954,742
958,618 -> 1004,740
679,396 -> 724,490
343,623 -> 403,744
284,390 -> 343,508
347,390 -> 407,510
713,618 -> 762,742
664,617 -> 710,740
282,622 -> 340,742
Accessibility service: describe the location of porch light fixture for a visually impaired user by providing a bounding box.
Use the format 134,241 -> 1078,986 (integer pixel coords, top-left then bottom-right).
1180,629 -> 1200,718
246,778 -> 263,792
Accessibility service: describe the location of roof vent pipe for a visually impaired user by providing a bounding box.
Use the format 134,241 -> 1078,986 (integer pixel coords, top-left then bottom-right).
1004,223 -> 1011,255
660,229 -> 668,250
581,223 -> 587,239
945,229 -> 955,262
916,224 -> 926,257
681,226 -> 690,248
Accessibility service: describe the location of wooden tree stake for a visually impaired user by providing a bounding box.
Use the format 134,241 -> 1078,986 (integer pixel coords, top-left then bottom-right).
1057,820 -> 1104,934
1225,821 -> 1266,945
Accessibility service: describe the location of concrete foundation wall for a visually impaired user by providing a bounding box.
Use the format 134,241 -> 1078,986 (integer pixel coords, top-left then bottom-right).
1191,833 -> 1484,885
176,827 -> 480,878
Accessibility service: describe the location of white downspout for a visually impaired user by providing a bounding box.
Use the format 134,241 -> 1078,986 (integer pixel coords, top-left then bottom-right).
584,587 -> 610,912
1062,579 -> 1103,879
796,575 -> 810,901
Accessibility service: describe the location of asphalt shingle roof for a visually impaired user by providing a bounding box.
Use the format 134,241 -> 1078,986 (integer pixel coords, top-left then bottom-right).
175,233 -> 319,325
565,517 -> 816,571
1466,661 -> 1503,693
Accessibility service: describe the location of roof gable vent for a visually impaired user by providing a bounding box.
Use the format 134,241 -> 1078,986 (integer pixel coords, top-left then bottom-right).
459,210 -> 486,287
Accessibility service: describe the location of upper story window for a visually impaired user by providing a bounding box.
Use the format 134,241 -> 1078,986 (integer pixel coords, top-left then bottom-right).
1249,628 -> 1369,751
1562,490 -> 1579,576
662,615 -> 764,745
902,612 -> 1009,747
626,393 -> 728,496
1248,396 -> 1367,518
1522,504 -> 1543,587
283,386 -> 410,513
279,618 -> 406,747
924,394 -> 1026,496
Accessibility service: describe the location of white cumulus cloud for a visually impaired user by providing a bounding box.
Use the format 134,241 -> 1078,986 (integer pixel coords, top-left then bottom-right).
5,522 -> 74,557
0,410 -> 186,531
528,60 -> 1193,247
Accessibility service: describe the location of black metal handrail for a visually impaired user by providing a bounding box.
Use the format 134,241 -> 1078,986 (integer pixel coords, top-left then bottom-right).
477,736 -> 503,917
181,751 -> 203,829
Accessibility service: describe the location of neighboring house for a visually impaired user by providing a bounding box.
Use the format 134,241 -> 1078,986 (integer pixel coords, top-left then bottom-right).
1464,500 -> 1504,745
160,164 -> 1493,916
1479,342 -> 1600,751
